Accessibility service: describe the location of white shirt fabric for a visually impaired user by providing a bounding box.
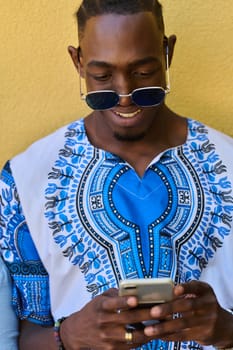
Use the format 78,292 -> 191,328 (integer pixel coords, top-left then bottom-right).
0,118 -> 233,350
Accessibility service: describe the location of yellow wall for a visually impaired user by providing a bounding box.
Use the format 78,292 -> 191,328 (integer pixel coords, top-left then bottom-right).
0,1 -> 233,169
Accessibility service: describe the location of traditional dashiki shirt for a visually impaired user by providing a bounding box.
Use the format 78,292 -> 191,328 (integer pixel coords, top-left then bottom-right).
0,118 -> 233,350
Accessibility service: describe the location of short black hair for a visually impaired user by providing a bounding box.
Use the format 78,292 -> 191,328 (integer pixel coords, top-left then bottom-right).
76,0 -> 164,41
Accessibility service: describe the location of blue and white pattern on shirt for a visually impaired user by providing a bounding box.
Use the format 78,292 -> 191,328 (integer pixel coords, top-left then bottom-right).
0,118 -> 232,350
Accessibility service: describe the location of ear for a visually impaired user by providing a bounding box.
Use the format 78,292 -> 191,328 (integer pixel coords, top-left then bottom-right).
164,35 -> 177,67
67,45 -> 85,77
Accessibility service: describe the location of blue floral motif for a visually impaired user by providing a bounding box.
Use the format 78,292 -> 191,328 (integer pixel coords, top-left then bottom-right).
1,118 -> 231,349
178,120 -> 233,282
43,118 -> 232,350
0,162 -> 52,325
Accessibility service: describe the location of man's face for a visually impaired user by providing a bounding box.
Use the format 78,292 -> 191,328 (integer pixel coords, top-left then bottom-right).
79,12 -> 168,141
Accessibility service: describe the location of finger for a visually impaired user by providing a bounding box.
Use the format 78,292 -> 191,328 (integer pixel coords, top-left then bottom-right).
98,325 -> 151,349
123,328 -> 153,348
118,307 -> 155,327
150,281 -> 218,319
158,324 -> 206,342
144,313 -> 207,340
101,304 -> 153,329
102,287 -> 119,297
101,293 -> 138,313
174,280 -> 213,298
150,292 -> 213,319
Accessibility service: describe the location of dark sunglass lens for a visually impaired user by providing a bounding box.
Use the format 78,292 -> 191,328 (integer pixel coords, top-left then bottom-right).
132,88 -> 165,107
86,91 -> 119,110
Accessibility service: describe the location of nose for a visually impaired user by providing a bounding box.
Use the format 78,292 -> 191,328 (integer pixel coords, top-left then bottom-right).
113,74 -> 134,106
118,93 -> 133,107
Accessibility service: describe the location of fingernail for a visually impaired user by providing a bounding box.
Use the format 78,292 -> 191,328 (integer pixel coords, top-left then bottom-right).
144,326 -> 159,336
151,306 -> 161,317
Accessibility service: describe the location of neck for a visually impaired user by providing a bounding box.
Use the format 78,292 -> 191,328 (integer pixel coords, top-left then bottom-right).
84,106 -> 187,176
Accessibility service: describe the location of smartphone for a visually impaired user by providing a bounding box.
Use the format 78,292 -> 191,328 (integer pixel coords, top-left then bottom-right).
119,277 -> 174,307
119,277 -> 174,329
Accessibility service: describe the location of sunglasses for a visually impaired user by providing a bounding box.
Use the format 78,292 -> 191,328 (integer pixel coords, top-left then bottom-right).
80,49 -> 170,111
81,86 -> 169,110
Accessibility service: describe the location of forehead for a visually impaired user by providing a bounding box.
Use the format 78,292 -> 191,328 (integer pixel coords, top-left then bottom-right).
79,12 -> 164,65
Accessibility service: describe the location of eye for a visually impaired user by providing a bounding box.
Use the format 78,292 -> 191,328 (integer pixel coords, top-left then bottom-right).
133,69 -> 158,79
90,73 -> 112,82
137,71 -> 152,77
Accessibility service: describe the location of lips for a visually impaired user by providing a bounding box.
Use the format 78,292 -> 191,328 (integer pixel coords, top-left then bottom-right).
113,109 -> 142,118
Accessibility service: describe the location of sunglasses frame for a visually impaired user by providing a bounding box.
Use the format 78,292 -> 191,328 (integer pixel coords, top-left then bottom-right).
79,48 -> 171,110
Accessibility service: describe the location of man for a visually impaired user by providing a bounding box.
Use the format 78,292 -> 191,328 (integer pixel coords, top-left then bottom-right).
0,0 -> 233,349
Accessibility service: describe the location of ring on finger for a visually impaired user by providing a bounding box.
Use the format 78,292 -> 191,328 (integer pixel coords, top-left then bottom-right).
125,330 -> 133,345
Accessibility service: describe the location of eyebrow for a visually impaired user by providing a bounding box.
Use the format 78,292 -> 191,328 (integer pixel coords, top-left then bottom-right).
87,56 -> 160,69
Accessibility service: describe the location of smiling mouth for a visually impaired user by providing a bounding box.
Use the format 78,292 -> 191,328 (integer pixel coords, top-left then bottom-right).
114,109 -> 142,118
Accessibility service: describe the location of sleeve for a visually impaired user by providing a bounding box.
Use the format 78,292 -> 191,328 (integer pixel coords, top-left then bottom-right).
0,161 -> 53,326
0,255 -> 19,349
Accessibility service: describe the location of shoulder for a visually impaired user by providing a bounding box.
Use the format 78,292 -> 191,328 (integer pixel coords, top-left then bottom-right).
188,118 -> 233,144
187,118 -> 233,170
9,119 -> 86,187
11,118 -> 85,169
206,124 -> 233,146
1,119 -> 87,240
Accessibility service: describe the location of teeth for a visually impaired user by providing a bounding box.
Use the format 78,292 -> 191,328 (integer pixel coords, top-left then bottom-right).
115,109 -> 141,118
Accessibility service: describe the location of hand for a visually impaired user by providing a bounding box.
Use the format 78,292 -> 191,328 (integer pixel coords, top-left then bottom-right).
60,288 -> 154,350
144,280 -> 233,348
